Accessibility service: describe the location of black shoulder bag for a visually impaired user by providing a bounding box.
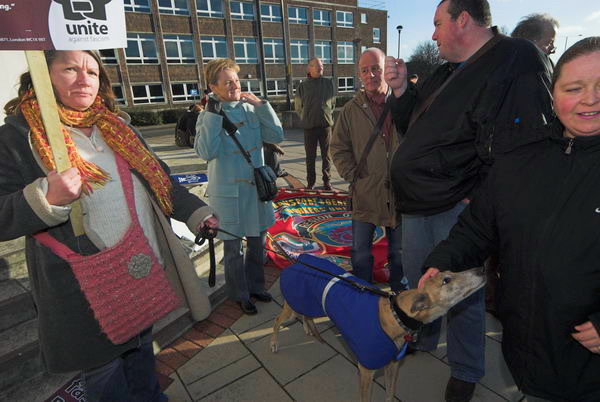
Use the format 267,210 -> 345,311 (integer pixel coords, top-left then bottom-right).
222,114 -> 278,202
347,103 -> 390,210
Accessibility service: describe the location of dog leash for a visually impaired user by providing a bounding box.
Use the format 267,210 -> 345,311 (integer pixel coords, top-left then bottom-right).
195,226 -> 392,298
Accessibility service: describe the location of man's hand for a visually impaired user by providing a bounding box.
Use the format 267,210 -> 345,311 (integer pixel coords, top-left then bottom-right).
572,321 -> 600,354
418,267 -> 440,289
46,168 -> 82,206
240,92 -> 263,107
384,56 -> 408,98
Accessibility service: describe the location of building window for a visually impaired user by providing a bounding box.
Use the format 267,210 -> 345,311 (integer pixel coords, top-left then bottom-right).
288,6 -> 307,24
125,34 -> 159,64
290,40 -> 309,64
315,40 -> 332,64
373,28 -> 381,44
360,12 -> 367,24
313,9 -> 331,26
112,84 -> 127,106
337,41 -> 354,64
336,10 -> 353,28
172,82 -> 200,102
200,36 -> 228,60
164,34 -> 195,63
267,79 -> 287,96
131,84 -> 165,104
158,0 -> 189,15
196,0 -> 223,18
361,45 -> 367,53
260,3 -> 281,22
100,49 -> 118,64
230,1 -> 254,20
338,77 -> 354,92
234,37 -> 258,64
240,80 -> 261,96
124,0 -> 150,13
263,39 -> 284,63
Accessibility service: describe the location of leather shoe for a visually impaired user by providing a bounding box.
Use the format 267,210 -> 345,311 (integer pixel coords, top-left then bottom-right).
250,291 -> 273,303
445,377 -> 476,402
323,182 -> 332,191
237,300 -> 257,315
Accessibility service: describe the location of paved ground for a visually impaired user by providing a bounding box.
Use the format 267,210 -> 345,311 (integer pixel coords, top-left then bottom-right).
151,127 -> 524,402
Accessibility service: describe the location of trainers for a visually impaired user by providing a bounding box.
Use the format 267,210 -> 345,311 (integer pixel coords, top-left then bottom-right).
445,377 -> 476,402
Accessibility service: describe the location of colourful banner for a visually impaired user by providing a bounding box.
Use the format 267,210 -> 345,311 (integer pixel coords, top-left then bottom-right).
0,0 -> 126,50
267,189 -> 390,283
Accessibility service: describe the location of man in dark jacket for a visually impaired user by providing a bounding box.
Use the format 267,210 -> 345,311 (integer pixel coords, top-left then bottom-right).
384,1 -> 553,401
295,57 -> 336,189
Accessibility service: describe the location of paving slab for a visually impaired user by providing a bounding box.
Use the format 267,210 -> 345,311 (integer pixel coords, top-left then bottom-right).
229,300 -> 282,337
480,336 -> 522,401
200,368 -> 293,402
247,320 -> 338,386
285,354 -> 389,402
486,313 -> 503,342
165,373 -> 193,402
177,329 -> 250,386
187,354 -> 261,401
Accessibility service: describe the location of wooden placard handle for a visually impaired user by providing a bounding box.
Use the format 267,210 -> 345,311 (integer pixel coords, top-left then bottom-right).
25,50 -> 85,236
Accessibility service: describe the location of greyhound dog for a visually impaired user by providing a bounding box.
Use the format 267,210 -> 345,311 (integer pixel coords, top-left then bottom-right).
270,254 -> 485,402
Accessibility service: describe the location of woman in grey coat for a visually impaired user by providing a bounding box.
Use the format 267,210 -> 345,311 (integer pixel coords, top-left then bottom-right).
195,58 -> 284,314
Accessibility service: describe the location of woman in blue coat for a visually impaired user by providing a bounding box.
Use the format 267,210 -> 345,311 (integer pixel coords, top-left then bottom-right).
195,58 -> 284,314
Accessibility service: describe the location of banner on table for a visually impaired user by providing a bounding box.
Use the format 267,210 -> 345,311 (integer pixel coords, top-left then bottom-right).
0,0 -> 126,50
267,189 -> 389,283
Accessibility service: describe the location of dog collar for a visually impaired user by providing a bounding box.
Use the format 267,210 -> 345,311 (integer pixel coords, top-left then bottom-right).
389,296 -> 422,335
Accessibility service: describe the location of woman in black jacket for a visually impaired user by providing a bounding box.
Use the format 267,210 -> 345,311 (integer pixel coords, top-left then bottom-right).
419,37 -> 600,401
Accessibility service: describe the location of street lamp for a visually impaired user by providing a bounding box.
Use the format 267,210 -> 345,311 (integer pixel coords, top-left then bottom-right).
563,34 -> 583,52
396,25 -> 403,58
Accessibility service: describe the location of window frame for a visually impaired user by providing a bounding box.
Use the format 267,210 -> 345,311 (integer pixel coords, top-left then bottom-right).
314,40 -> 332,64
163,34 -> 196,64
263,38 -> 285,63
338,77 -> 354,92
171,82 -> 201,102
200,35 -> 228,60
260,3 -> 282,22
336,10 -> 353,28
313,9 -> 331,26
266,79 -> 287,96
360,12 -> 367,24
196,0 -> 223,18
112,84 -> 127,106
131,83 -> 165,104
288,6 -> 308,24
373,27 -> 381,44
336,41 -> 354,64
233,37 -> 258,64
290,39 -> 309,64
230,1 -> 255,20
125,33 -> 159,64
124,0 -> 151,13
99,49 -> 118,65
240,79 -> 262,96
158,0 -> 190,15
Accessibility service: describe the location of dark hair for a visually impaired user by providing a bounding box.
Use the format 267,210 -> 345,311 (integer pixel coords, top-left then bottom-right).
4,50 -> 116,115
552,36 -> 600,91
511,13 -> 559,42
438,0 -> 492,27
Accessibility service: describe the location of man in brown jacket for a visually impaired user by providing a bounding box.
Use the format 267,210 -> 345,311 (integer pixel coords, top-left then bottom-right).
331,48 -> 404,291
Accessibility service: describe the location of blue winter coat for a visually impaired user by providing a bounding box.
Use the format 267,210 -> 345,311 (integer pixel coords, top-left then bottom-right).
280,254 -> 401,370
195,100 -> 284,239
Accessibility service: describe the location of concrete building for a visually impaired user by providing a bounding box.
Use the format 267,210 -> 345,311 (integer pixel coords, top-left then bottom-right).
103,0 -> 387,111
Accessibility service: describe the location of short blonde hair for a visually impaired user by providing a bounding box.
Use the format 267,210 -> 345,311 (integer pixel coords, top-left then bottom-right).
204,58 -> 240,86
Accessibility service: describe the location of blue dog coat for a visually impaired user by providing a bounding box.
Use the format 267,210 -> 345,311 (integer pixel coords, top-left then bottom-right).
280,254 -> 400,370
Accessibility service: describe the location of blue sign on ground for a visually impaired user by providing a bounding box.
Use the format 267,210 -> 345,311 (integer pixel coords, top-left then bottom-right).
171,173 -> 208,185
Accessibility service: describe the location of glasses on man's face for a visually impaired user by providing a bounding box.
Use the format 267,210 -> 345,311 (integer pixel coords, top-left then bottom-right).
360,65 -> 383,76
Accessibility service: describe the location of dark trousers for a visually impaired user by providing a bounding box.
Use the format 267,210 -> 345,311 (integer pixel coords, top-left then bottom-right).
303,127 -> 332,186
81,328 -> 166,402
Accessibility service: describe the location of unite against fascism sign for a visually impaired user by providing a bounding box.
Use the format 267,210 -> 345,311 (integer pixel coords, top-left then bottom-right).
0,0 -> 126,50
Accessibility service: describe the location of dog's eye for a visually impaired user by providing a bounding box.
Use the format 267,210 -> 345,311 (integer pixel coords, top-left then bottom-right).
442,277 -> 452,285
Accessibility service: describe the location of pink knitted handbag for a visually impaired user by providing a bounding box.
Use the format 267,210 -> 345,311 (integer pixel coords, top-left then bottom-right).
34,155 -> 181,344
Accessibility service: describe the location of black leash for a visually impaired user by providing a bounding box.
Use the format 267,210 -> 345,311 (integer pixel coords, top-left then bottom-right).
194,226 -> 392,298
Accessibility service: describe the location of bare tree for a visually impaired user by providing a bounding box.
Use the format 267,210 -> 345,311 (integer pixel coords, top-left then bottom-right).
406,41 -> 443,82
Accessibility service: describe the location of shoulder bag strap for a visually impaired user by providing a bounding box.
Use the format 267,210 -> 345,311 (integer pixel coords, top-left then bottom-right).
408,32 -> 504,129
220,110 -> 255,168
350,102 -> 390,189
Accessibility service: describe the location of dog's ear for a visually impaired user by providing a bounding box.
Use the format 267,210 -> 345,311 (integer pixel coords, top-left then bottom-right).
410,293 -> 431,313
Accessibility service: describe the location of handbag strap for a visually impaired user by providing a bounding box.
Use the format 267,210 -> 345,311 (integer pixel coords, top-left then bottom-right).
350,102 -> 390,189
408,30 -> 503,129
219,110 -> 256,168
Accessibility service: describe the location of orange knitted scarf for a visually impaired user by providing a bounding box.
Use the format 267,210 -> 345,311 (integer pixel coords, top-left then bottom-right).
20,91 -> 173,215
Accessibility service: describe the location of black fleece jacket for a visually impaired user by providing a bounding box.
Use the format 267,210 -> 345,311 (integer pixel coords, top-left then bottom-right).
425,122 -> 600,401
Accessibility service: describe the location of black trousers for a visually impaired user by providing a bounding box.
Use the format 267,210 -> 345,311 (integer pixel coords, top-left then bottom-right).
303,126 -> 332,186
